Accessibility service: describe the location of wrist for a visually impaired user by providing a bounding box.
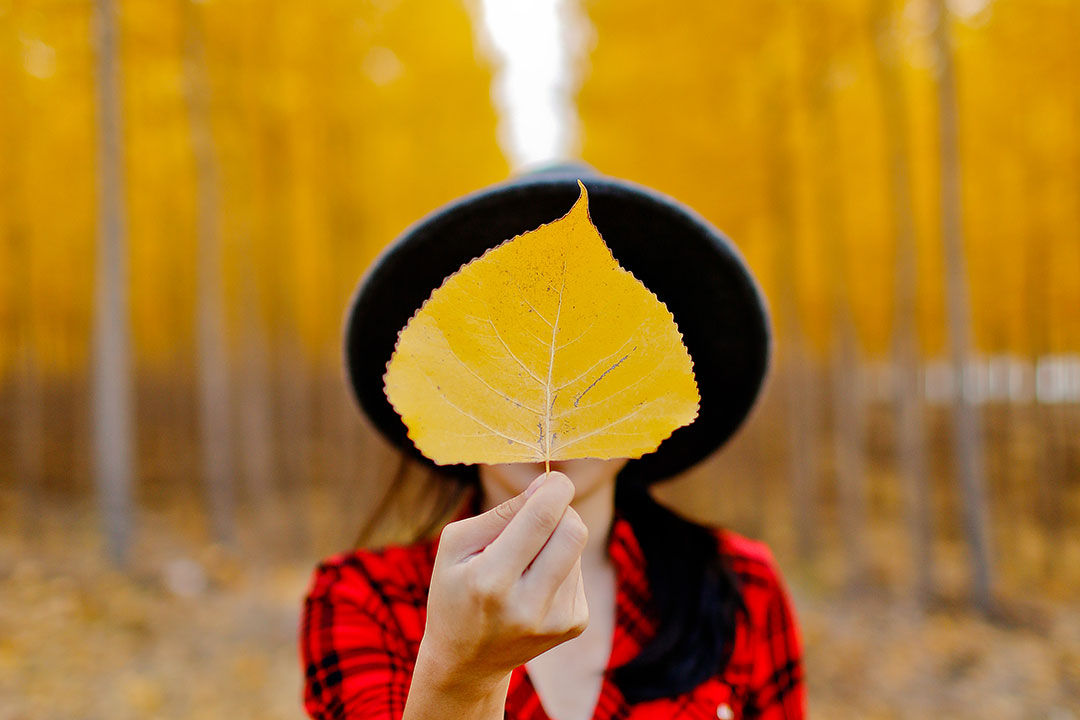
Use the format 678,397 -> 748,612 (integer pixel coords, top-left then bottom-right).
413,638 -> 510,703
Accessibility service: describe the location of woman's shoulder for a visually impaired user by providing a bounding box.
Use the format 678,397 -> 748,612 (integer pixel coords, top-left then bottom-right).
710,528 -> 795,619
300,538 -> 440,717
304,535 -> 439,608
713,527 -> 778,576
706,528 -> 805,715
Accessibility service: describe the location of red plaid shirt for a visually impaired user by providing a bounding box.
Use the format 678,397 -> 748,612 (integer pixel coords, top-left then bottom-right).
301,501 -> 805,720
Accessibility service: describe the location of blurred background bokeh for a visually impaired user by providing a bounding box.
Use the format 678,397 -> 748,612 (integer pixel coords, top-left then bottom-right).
1,0 -> 1078,717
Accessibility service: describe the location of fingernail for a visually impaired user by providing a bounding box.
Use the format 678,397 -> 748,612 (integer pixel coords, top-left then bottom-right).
524,474 -> 545,498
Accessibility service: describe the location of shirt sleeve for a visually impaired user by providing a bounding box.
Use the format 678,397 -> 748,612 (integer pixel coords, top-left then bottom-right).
300,560 -> 414,720
743,559 -> 806,719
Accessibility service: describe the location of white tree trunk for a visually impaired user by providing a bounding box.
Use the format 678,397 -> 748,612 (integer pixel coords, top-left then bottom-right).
15,346 -> 44,541
795,2 -> 868,578
278,337 -> 313,559
763,57 -> 819,561
237,267 -> 278,553
932,0 -> 994,613
91,0 -> 135,566
183,0 -> 235,547
806,43 -> 871,590
871,0 -> 934,607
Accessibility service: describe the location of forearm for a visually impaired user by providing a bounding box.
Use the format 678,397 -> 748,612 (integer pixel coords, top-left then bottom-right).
403,643 -> 511,720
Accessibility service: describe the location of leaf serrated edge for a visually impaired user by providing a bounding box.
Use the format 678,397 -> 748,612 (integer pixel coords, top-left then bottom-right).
574,181 -> 702,455
381,182 -> 597,465
382,178 -> 701,465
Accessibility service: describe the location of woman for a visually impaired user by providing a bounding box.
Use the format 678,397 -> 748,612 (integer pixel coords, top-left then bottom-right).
300,164 -> 805,720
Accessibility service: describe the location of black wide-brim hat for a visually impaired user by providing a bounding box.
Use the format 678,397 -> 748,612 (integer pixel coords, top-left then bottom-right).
344,163 -> 772,485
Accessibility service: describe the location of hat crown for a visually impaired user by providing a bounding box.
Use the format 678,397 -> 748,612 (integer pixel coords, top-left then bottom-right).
518,160 -> 599,181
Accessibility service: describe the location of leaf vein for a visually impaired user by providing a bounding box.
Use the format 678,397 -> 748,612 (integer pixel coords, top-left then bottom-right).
413,364 -> 537,451
511,277 -> 554,328
543,254 -> 568,460
441,341 -> 543,416
556,320 -> 596,351
554,324 -> 646,392
551,402 -> 651,454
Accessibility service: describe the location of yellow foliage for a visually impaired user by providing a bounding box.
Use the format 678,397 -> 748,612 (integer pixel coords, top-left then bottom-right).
0,0 -> 506,380
383,182 -> 699,466
579,0 -> 1080,358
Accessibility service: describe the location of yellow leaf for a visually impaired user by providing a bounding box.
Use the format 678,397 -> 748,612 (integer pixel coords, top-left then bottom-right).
383,180 -> 699,467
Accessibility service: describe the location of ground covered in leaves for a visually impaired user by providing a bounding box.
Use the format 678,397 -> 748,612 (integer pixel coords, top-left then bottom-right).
1,491 -> 1078,720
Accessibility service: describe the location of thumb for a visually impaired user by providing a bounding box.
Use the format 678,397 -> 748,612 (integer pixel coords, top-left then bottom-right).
444,472 -> 550,559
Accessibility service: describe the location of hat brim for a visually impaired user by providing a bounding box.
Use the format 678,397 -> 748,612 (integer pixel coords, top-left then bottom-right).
344,169 -> 772,484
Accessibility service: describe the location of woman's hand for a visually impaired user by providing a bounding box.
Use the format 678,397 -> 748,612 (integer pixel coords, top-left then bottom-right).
405,471 -> 589,717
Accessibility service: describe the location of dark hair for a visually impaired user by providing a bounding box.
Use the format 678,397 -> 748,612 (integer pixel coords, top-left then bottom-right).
355,453 -> 745,703
611,477 -> 745,702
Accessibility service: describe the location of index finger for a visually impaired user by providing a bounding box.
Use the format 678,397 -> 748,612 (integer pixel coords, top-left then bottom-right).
439,473 -> 546,560
473,472 -> 575,583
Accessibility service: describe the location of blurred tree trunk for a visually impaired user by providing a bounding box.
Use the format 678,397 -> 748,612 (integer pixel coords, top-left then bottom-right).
831,323 -> 869,590
91,0 -> 136,567
183,0 -> 235,547
324,371 -> 352,549
228,7 -> 280,556
931,0 -> 994,613
799,1 -> 869,586
322,368 -> 372,551
9,120 -> 43,541
237,275 -> 278,550
781,250 -> 819,563
278,337 -> 314,559
1024,164 -> 1064,576
870,0 -> 934,607
745,403 -> 771,540
1069,4 -> 1080,496
15,346 -> 44,541
763,13 -> 818,562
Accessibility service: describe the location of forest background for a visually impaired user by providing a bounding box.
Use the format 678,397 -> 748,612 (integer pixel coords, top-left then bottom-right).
1,0 -> 1078,717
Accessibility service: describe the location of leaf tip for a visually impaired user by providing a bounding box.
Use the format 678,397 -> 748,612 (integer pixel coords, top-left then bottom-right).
573,178 -> 589,209
569,178 -> 596,229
